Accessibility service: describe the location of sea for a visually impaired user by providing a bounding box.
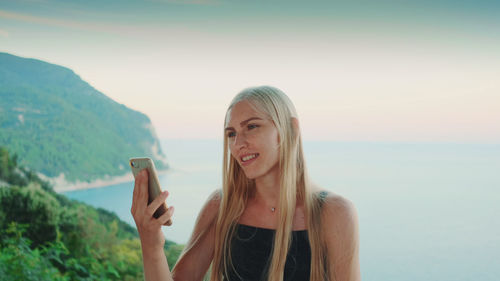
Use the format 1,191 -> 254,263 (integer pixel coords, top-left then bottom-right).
63,139 -> 500,281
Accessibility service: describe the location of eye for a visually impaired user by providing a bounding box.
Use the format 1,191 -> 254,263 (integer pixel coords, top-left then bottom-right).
248,124 -> 259,130
227,131 -> 236,138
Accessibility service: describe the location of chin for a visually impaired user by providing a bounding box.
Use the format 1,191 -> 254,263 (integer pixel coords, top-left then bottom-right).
240,163 -> 278,181
240,168 -> 262,180
242,171 -> 258,180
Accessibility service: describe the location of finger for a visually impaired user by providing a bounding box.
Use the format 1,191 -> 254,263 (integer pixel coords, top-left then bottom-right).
133,169 -> 149,219
157,206 -> 174,226
137,169 -> 149,207
146,190 -> 169,219
131,171 -> 142,214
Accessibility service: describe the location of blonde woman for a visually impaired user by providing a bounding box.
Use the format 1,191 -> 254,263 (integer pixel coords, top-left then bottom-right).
131,86 -> 360,281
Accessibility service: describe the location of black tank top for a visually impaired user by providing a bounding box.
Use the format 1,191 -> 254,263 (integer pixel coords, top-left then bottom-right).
223,224 -> 311,281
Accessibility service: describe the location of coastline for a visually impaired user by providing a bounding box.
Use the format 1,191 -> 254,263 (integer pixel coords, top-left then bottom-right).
50,170 -> 169,193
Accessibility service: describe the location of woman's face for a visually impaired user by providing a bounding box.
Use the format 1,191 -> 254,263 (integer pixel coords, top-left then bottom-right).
225,100 -> 280,180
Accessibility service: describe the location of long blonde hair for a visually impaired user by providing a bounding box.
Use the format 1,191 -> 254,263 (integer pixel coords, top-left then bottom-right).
210,86 -> 328,281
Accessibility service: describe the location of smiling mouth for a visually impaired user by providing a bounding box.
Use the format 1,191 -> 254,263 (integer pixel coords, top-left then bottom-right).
241,153 -> 259,162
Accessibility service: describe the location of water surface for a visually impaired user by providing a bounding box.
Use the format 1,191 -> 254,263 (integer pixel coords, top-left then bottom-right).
64,140 -> 500,281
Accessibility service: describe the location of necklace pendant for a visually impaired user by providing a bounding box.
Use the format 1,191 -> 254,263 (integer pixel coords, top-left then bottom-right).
271,207 -> 275,212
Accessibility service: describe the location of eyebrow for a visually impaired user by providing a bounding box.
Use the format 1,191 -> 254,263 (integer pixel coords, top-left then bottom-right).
224,117 -> 263,131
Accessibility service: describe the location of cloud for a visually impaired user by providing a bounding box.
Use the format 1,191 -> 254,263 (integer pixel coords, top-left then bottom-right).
20,0 -> 51,3
149,0 -> 219,5
0,9 -> 200,38
0,9 -> 153,36
0,9 -> 95,31
0,8 -> 219,45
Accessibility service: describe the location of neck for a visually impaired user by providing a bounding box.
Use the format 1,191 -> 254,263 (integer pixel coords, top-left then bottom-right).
253,167 -> 281,209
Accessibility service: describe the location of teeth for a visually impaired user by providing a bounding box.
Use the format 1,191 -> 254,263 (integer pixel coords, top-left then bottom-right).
242,154 -> 257,162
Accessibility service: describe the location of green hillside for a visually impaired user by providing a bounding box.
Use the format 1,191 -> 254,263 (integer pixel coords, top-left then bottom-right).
0,147 -> 183,281
0,52 -> 167,183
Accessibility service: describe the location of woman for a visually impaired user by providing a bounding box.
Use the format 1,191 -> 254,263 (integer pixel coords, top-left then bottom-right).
131,86 -> 360,281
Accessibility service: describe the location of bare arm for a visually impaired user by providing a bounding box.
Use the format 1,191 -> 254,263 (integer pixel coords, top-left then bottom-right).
131,169 -> 175,281
171,189 -> 221,280
131,169 -> 220,281
322,194 -> 361,281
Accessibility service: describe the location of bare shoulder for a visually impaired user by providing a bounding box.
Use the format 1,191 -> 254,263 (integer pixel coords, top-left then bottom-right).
318,190 -> 358,232
207,188 -> 222,206
175,189 -> 221,262
199,189 -> 222,222
316,189 -> 361,280
172,189 -> 222,279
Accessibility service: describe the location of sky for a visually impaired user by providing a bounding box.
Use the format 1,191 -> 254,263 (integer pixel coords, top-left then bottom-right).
1,0 -> 499,143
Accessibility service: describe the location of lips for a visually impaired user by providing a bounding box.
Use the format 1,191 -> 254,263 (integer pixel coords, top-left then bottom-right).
240,153 -> 259,165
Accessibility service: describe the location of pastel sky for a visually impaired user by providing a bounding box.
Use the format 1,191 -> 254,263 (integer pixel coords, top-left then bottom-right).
1,0 -> 499,143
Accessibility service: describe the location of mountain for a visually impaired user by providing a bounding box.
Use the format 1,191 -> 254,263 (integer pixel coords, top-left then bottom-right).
0,52 -> 167,184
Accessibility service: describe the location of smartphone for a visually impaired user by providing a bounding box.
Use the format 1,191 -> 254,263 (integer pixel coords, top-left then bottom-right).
129,157 -> 172,226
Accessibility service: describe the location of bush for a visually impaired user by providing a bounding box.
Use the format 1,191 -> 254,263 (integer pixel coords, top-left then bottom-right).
0,183 -> 60,247
0,146 -> 184,280
0,222 -> 67,281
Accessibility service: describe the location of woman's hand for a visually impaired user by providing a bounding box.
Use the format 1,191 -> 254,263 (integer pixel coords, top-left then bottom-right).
131,169 -> 175,281
131,169 -> 175,252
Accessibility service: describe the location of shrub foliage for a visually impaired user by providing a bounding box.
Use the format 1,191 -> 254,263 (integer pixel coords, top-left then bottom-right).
0,147 -> 183,280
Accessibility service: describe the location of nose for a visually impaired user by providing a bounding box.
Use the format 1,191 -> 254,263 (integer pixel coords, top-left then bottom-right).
233,131 -> 248,150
